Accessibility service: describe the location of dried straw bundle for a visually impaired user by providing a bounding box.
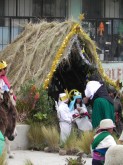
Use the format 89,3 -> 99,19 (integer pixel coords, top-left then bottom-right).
0,21 -> 77,91
0,20 -> 115,92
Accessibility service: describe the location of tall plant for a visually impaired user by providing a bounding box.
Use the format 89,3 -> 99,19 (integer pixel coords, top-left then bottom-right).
16,80 -> 58,125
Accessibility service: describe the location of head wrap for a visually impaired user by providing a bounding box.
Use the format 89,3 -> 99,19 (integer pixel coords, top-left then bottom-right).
69,91 -> 82,111
59,93 -> 69,103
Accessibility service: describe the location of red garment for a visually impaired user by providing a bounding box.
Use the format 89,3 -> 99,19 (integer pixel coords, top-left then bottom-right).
0,75 -> 16,100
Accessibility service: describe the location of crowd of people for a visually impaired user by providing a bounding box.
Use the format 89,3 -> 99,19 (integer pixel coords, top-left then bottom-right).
0,60 -> 123,164
56,74 -> 123,165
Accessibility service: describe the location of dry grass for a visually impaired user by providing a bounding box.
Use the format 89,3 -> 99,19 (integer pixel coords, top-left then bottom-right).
0,150 -> 7,165
0,21 -> 101,93
0,21 -> 76,92
27,123 -> 45,150
77,131 -> 95,154
64,129 -> 80,154
24,160 -> 34,165
41,125 -> 60,151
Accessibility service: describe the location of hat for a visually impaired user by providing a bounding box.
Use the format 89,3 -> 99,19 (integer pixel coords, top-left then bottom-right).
59,93 -> 69,102
98,119 -> 115,130
0,60 -> 7,69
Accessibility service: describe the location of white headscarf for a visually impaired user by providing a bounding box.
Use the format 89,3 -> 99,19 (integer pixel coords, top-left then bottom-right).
85,81 -> 102,99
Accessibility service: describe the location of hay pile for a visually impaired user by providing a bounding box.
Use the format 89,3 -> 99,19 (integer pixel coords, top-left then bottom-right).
0,20 -> 113,93
0,21 -> 76,91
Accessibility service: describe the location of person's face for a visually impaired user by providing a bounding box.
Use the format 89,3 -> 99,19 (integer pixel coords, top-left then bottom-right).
83,97 -> 89,104
107,128 -> 114,134
1,67 -> 7,76
109,92 -> 114,99
76,98 -> 81,103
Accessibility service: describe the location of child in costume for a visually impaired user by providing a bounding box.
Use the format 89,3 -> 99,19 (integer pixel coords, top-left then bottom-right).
56,93 -> 73,144
91,119 -> 116,165
69,90 -> 92,131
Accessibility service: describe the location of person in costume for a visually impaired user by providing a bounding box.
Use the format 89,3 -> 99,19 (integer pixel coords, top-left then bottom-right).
91,119 -> 116,165
0,60 -> 16,101
56,93 -> 73,144
69,91 -> 92,131
83,74 -> 115,129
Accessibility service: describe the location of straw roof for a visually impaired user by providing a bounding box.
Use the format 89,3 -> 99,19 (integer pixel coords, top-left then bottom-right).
0,21 -> 117,93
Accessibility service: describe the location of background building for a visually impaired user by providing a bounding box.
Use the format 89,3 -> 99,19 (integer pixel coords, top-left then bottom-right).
0,0 -> 123,62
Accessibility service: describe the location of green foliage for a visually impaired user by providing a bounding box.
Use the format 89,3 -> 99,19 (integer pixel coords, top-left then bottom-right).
33,112 -> 47,121
65,155 -> 86,165
16,80 -> 58,125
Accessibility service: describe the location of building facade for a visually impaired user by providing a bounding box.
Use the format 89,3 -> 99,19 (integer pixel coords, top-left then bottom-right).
0,0 -> 123,62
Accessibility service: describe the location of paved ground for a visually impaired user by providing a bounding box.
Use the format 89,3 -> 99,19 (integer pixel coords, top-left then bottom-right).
7,150 -> 92,165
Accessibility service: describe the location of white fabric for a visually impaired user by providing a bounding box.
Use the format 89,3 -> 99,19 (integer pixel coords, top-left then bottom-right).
58,102 -> 73,143
94,132 -> 116,149
75,118 -> 92,131
85,81 -> 102,99
0,79 -> 9,92
73,104 -> 92,131
59,93 -> 68,103
0,79 -> 6,89
59,122 -> 71,143
119,131 -> 123,141
59,93 -> 66,98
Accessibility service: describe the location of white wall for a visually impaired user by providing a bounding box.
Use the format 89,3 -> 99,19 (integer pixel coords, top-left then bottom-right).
102,62 -> 123,84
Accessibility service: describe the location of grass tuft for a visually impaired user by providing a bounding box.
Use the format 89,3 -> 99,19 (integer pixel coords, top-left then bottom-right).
77,131 -> 95,154
27,123 -> 45,150
41,125 -> 60,151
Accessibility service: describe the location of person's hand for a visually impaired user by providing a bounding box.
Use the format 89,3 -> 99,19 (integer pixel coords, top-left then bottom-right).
76,107 -> 81,111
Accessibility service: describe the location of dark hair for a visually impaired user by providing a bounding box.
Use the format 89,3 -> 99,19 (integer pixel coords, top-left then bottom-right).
89,74 -> 101,81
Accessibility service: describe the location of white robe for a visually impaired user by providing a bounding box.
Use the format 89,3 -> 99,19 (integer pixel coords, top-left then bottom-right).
73,104 -> 92,131
58,102 -> 73,143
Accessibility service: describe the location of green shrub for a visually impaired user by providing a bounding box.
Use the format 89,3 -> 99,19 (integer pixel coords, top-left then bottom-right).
65,155 -> 86,165
16,80 -> 58,125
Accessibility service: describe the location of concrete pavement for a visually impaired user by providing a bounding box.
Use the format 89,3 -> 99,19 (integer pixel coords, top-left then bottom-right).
7,150 -> 92,165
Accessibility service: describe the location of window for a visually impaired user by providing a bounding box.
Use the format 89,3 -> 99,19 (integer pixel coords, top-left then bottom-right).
32,0 -> 67,18
82,0 -> 123,19
82,0 -> 104,18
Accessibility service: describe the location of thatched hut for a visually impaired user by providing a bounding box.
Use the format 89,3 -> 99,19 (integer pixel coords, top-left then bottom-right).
0,21 -> 117,100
